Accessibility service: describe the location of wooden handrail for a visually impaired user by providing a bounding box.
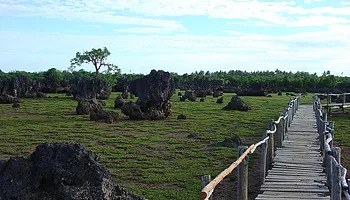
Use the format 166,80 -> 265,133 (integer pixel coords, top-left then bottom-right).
200,144 -> 255,199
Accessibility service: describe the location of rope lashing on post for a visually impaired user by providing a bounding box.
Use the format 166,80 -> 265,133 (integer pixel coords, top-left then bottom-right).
324,132 -> 333,155
341,167 -> 349,189
250,136 -> 269,154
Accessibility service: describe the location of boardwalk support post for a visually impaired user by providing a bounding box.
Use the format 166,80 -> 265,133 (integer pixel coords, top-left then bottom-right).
276,114 -> 284,148
331,157 -> 341,200
201,175 -> 213,200
320,113 -> 327,156
260,132 -> 268,184
324,133 -> 332,188
238,146 -> 249,200
267,120 -> 274,169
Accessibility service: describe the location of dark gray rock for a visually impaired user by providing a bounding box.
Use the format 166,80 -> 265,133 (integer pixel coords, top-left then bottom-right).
217,134 -> 241,148
177,114 -> 187,120
236,89 -> 267,96
12,102 -> 20,108
90,109 -> 118,124
37,92 -> 47,98
194,90 -> 207,98
216,97 -> 224,104
200,97 -> 205,102
121,91 -> 128,99
180,91 -> 196,101
76,99 -> 102,115
222,96 -> 250,111
212,90 -> 221,98
187,133 -> 198,138
0,75 -> 41,98
0,142 -> 143,200
70,77 -> 111,101
0,94 -> 15,104
121,70 -> 174,120
114,95 -> 125,109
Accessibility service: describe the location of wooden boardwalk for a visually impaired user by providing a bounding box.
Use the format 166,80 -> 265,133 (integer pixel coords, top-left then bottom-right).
255,105 -> 330,200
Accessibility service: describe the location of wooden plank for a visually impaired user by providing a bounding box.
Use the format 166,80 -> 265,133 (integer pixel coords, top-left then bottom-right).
261,184 -> 328,190
259,191 -> 328,197
260,187 -> 329,193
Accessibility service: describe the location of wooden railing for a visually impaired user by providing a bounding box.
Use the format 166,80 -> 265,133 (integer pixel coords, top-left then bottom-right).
200,96 -> 301,200
314,96 -> 350,200
315,93 -> 350,114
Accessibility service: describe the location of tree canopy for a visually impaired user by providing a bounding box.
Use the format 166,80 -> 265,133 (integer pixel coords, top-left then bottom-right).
69,47 -> 119,75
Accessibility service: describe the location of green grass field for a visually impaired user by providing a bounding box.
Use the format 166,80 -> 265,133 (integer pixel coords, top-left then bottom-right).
0,92 -> 304,199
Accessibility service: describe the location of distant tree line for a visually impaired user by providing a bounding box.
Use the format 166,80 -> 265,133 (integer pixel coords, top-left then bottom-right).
0,68 -> 349,94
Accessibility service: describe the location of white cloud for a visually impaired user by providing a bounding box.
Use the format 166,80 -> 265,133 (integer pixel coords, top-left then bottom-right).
304,0 -> 323,4
2,0 -> 350,28
0,0 -> 185,31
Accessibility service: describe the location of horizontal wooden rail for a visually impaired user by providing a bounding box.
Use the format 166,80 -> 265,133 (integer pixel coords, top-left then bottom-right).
200,144 -> 255,199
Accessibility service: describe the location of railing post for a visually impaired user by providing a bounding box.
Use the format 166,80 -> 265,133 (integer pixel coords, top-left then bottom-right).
329,121 -> 334,148
343,93 -> 346,113
313,95 -> 318,111
288,108 -> 292,127
201,175 -> 213,200
333,147 -> 341,166
268,120 -> 275,162
324,134 -> 332,188
284,113 -> 288,134
260,132 -> 268,185
320,113 -> 327,155
331,157 -> 341,200
276,115 -> 284,148
238,146 -> 249,200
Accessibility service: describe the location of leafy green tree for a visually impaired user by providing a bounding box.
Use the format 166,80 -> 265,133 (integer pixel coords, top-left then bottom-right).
43,68 -> 62,89
69,47 -> 118,75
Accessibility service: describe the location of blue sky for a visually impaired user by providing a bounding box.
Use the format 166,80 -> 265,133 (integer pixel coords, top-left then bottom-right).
1,0 -> 350,75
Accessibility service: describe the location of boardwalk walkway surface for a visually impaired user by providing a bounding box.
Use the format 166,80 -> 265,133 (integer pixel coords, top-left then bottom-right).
255,105 -> 330,200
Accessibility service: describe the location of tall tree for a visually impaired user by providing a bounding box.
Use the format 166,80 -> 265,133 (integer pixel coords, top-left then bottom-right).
69,47 -> 118,75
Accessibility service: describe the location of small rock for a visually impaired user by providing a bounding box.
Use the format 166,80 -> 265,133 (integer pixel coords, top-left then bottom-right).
177,114 -> 187,120
114,95 -> 125,109
216,97 -> 224,104
36,92 -> 47,98
90,109 -> 118,124
76,99 -> 102,115
12,102 -> 20,108
187,133 -> 198,138
222,96 -> 250,111
0,94 -> 15,104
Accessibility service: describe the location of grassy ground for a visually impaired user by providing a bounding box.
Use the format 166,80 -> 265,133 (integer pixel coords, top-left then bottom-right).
0,92 -> 303,199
